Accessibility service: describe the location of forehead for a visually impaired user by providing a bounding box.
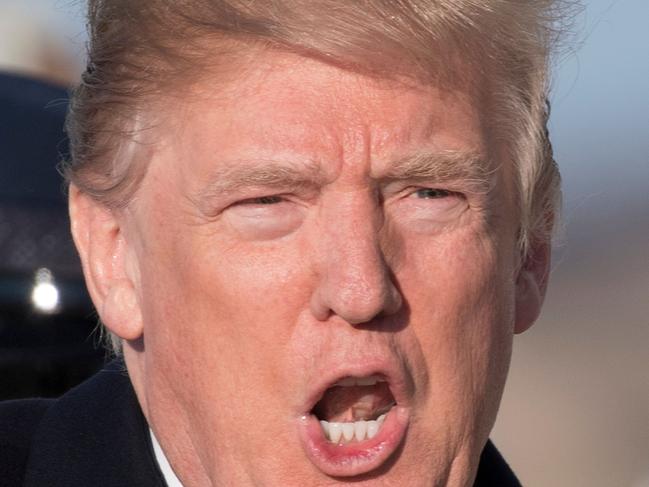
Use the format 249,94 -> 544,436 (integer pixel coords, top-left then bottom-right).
155,50 -> 497,185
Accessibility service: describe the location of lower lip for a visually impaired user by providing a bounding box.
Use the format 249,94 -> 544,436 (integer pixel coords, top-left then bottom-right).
298,406 -> 410,477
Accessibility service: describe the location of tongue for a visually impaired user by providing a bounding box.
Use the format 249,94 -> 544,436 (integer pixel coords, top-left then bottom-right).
313,383 -> 395,423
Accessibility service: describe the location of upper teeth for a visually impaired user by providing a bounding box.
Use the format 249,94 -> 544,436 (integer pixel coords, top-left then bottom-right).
320,414 -> 387,444
333,375 -> 385,387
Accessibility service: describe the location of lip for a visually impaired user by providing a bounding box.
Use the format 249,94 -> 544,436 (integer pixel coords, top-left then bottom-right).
297,362 -> 413,477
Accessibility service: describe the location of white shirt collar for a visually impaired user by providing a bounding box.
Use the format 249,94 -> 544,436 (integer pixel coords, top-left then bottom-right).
150,429 -> 184,487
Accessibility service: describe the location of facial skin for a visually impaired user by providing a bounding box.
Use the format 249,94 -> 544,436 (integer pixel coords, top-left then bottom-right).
70,50 -> 548,486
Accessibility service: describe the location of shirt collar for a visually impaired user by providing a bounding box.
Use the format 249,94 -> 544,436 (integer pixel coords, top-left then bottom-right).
150,429 -> 184,487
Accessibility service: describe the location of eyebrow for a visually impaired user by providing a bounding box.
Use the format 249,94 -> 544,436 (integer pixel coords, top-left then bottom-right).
193,158 -> 327,204
381,150 -> 497,194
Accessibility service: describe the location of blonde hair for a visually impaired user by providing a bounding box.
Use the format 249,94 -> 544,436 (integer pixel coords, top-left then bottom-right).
64,0 -> 570,352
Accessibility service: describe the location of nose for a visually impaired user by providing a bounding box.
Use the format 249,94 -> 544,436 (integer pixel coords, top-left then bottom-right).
309,193 -> 403,325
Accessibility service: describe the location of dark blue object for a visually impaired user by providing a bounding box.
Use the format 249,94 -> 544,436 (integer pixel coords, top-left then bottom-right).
0,72 -> 80,277
0,71 -> 105,399
0,71 -> 70,203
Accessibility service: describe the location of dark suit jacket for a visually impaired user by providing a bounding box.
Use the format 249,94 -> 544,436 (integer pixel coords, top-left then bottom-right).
1,361 -> 522,486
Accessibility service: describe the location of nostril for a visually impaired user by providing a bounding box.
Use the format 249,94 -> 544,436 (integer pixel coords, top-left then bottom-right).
309,289 -> 333,321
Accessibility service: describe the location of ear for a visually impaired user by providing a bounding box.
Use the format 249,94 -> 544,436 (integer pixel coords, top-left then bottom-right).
69,185 -> 143,341
514,238 -> 551,334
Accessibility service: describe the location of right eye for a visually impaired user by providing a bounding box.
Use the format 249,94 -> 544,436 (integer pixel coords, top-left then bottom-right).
225,195 -> 304,241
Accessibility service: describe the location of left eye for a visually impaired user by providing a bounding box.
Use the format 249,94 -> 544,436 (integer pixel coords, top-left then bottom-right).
413,188 -> 452,199
239,195 -> 284,205
389,185 -> 468,234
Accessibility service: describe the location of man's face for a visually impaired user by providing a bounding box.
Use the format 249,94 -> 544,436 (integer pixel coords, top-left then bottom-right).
101,52 -> 530,485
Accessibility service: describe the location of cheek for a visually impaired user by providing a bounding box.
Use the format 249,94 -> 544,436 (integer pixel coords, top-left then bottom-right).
137,225 -> 317,465
138,221 -> 314,398
399,226 -> 516,435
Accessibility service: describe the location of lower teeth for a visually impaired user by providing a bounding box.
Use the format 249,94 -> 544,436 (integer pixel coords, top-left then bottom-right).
319,414 -> 387,444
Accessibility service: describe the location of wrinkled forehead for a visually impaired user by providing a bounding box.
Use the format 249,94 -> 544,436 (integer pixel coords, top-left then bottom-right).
142,49 -> 508,201
159,45 -> 496,152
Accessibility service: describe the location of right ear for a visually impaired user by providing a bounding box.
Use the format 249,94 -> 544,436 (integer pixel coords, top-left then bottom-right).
69,184 -> 143,341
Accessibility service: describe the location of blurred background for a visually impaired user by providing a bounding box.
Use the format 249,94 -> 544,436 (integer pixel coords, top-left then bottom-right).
0,0 -> 646,485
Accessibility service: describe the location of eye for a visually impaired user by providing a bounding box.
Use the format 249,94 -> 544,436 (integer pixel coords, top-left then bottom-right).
413,188 -> 453,199
388,186 -> 468,234
225,194 -> 303,241
237,195 -> 284,205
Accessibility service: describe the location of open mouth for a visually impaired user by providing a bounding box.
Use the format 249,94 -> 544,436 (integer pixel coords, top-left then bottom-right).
298,370 -> 410,477
312,375 -> 396,444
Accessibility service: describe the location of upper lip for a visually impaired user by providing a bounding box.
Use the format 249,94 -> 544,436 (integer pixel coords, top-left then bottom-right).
301,357 -> 413,416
